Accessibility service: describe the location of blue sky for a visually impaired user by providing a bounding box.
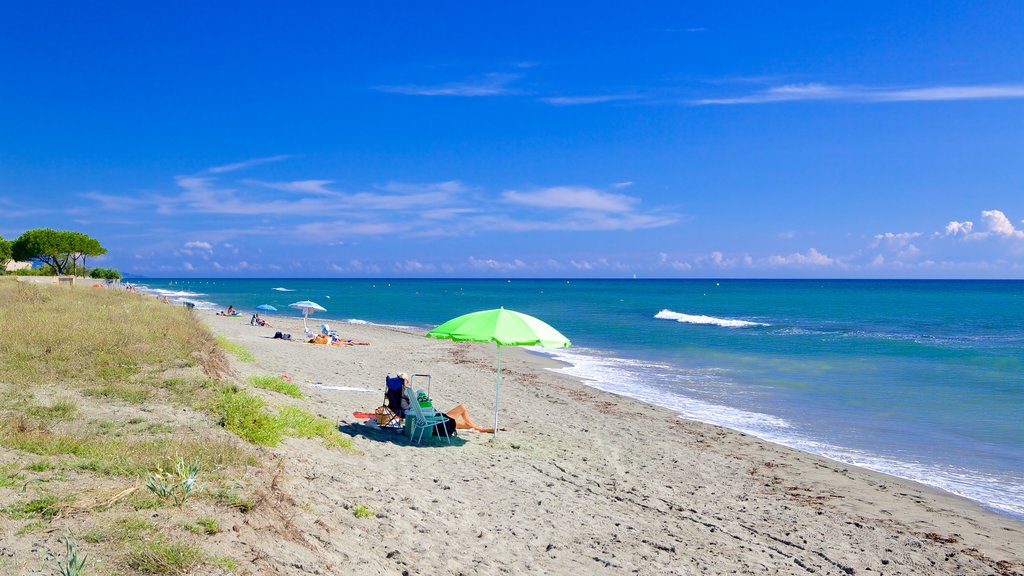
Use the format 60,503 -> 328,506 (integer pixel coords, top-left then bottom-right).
2,1 -> 1023,278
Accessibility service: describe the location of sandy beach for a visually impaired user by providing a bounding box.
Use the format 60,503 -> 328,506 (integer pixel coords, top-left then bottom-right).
200,310 -> 1023,575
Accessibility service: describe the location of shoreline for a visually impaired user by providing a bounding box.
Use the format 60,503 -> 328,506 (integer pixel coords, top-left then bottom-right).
199,309 -> 1023,574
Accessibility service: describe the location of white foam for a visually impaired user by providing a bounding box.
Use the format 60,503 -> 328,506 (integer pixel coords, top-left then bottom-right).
539,345 -> 1024,520
655,309 -> 768,328
272,287 -> 295,292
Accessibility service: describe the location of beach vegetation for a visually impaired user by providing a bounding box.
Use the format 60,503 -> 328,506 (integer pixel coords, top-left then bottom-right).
215,335 -> 255,363
2,495 -> 66,520
9,228 -> 106,276
216,386 -> 283,446
352,503 -> 376,519
248,374 -> 303,398
82,517 -> 157,543
276,405 -> 353,450
0,463 -> 27,488
0,235 -> 11,269
211,488 -> 254,513
146,458 -> 202,507
55,535 -> 88,576
125,535 -> 203,575
0,281 -> 229,386
186,517 -> 220,535
88,266 -> 122,280
84,382 -> 152,403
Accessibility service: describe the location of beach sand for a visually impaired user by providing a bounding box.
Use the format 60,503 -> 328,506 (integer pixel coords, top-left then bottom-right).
203,311 -> 1023,575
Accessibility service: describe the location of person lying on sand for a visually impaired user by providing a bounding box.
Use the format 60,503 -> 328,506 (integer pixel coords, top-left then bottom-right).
398,375 -> 491,432
445,403 -> 494,433
218,305 -> 237,316
250,313 -> 271,327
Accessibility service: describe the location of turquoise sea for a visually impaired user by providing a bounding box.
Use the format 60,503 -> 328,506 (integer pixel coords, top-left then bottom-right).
137,278 -> 1024,520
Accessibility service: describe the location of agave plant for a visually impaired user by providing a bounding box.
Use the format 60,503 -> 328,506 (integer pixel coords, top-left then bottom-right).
146,458 -> 201,507
56,535 -> 87,576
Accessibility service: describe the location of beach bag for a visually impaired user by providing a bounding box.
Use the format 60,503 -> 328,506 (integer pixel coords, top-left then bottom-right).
433,414 -> 456,437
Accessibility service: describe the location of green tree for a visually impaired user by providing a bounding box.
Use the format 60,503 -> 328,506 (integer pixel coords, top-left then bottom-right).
11,229 -> 106,276
0,235 -> 11,272
88,267 -> 122,280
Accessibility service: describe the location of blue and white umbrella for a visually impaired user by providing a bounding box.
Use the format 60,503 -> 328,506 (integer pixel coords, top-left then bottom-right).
289,300 -> 326,330
256,304 -> 277,312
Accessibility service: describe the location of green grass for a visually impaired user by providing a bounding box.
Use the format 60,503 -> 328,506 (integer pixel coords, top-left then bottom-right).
186,517 -> 220,535
0,282 -> 227,385
0,424 -> 254,477
210,489 -> 253,513
215,336 -> 254,363
125,536 -> 204,575
83,517 -> 157,543
247,374 -> 302,398
276,406 -> 353,450
27,399 -> 78,424
0,463 -> 26,488
215,387 -> 282,446
352,503 -> 376,519
2,495 -> 66,520
211,387 -> 352,449
84,382 -> 152,404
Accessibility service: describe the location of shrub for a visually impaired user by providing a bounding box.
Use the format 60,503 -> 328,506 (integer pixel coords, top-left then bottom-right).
88,267 -> 121,280
353,504 -> 376,519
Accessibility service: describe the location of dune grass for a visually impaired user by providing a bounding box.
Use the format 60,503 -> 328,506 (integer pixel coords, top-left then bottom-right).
215,335 -> 255,363
247,374 -> 302,398
214,387 -> 352,449
125,535 -> 204,575
0,421 -> 254,477
0,282 -> 228,385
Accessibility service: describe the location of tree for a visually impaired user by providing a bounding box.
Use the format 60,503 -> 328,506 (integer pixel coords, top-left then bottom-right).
0,235 -> 11,272
11,229 -> 106,276
88,267 -> 122,280
71,234 -> 106,276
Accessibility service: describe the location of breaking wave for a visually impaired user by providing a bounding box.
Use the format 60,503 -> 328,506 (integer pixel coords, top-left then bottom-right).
655,309 -> 768,328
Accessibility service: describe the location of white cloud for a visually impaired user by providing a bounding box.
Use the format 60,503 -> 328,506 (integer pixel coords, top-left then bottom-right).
468,256 -> 527,271
207,154 -> 294,174
183,241 -> 213,250
764,248 -> 836,266
871,231 -> 921,248
940,220 -> 974,237
248,179 -> 338,195
612,181 -> 633,189
376,73 -> 521,97
979,209 -> 1024,239
692,83 -> 1024,106
503,186 -> 638,212
541,94 -> 640,106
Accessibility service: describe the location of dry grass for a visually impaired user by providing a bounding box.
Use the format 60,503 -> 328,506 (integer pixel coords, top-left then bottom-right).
0,282 -> 230,385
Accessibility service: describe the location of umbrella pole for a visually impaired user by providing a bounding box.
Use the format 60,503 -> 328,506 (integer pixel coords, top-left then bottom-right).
493,344 -> 502,436
303,310 -> 309,331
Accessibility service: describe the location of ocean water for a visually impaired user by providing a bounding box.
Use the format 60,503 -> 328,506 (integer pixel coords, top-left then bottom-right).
137,278 -> 1024,520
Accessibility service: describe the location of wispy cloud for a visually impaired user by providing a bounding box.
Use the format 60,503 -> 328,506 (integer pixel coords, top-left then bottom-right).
540,94 -> 641,106
502,186 -> 637,212
246,179 -> 338,196
692,83 -> 1024,105
207,154 -> 295,174
376,73 -> 522,97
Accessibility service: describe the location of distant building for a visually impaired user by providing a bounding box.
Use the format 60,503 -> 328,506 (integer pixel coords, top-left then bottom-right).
5,261 -> 31,272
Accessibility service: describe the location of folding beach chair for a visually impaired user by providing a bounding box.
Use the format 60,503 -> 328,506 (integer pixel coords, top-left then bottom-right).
407,390 -> 452,444
375,375 -> 406,429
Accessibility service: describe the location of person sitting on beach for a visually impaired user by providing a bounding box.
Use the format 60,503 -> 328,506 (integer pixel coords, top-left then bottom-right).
397,374 -> 490,432
250,313 -> 271,327
218,305 -> 237,316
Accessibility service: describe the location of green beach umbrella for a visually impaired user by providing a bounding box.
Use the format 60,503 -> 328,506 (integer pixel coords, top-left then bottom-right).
426,308 -> 571,436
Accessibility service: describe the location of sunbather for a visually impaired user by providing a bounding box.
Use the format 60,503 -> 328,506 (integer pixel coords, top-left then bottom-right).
445,404 -> 494,433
